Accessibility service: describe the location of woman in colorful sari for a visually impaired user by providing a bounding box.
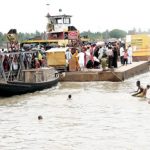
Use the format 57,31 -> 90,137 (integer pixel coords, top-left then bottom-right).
72,49 -> 80,71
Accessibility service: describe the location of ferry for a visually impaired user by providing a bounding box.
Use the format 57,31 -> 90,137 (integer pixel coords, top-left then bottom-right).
21,12 -> 81,49
0,29 -> 59,97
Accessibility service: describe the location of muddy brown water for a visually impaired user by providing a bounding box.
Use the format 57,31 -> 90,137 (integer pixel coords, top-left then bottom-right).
0,72 -> 150,150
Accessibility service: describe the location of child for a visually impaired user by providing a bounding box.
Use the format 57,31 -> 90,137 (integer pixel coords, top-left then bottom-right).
101,54 -> 108,71
123,49 -> 128,65
132,80 -> 144,96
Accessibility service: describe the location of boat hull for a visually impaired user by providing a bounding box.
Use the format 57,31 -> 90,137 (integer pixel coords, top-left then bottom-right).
0,77 -> 58,97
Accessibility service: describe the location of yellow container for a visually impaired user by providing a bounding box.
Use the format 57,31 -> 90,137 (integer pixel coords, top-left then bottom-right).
46,47 -> 67,67
127,34 -> 150,57
131,34 -> 150,49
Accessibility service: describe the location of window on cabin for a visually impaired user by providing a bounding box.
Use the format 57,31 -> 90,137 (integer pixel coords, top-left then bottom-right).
63,18 -> 70,24
56,18 -> 63,24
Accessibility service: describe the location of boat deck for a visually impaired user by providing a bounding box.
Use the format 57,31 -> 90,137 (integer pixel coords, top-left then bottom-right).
59,61 -> 150,82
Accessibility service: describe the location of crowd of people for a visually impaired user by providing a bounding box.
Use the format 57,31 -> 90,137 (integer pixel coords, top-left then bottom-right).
0,40 -> 133,77
65,41 -> 133,71
0,46 -> 47,80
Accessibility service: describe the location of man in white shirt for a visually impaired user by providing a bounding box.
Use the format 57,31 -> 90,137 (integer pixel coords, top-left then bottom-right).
65,48 -> 72,61
65,48 -> 72,71
77,50 -> 85,71
119,45 -> 124,65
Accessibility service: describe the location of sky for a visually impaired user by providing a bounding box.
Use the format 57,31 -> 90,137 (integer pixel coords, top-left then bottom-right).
0,0 -> 150,33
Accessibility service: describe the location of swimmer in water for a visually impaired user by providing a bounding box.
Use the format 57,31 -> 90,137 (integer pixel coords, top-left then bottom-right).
38,115 -> 43,120
132,80 -> 144,96
136,85 -> 150,98
67,94 -> 72,100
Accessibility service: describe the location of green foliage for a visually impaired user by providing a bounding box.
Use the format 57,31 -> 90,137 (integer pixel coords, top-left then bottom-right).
0,31 -> 44,48
80,30 -> 102,41
102,30 -> 110,39
80,29 -> 127,41
0,28 -> 149,48
109,29 -> 127,38
0,32 -> 6,47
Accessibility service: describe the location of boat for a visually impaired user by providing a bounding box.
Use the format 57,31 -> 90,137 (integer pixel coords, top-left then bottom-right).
0,77 -> 58,97
1,77 -> 58,96
0,30 -> 59,97
0,54 -> 59,97
20,10 -> 81,49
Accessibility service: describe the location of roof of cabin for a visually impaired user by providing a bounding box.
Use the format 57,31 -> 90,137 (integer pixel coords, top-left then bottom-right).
46,14 -> 72,18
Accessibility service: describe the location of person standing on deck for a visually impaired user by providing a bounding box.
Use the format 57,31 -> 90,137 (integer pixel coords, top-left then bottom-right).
107,46 -> 113,68
98,46 -> 103,61
65,48 -> 72,71
128,45 -> 133,64
112,44 -> 118,68
65,48 -> 72,61
101,54 -> 108,71
83,47 -> 87,68
120,45 -> 124,65
0,54 -> 4,77
123,49 -> 128,65
77,49 -> 85,71
72,49 -> 80,71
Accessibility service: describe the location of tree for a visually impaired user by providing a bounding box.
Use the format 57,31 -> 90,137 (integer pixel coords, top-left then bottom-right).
35,30 -> 41,36
102,30 -> 110,40
0,32 -> 5,47
109,29 -> 127,38
128,27 -> 136,35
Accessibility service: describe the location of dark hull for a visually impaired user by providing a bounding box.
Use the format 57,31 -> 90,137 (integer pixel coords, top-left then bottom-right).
0,78 -> 58,97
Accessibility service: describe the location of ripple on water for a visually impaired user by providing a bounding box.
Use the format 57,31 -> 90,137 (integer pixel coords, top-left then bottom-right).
1,72 -> 150,149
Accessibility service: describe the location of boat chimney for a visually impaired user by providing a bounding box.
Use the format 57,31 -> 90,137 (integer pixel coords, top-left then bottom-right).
59,8 -> 62,15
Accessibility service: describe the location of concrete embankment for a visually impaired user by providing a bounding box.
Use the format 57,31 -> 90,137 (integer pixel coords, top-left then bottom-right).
59,61 -> 149,82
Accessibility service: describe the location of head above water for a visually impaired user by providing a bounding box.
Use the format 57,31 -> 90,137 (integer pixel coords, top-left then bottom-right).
38,115 -> 43,120
136,80 -> 140,86
68,94 -> 72,99
147,85 -> 150,89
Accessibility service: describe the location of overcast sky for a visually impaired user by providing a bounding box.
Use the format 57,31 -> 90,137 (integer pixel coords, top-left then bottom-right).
0,0 -> 149,33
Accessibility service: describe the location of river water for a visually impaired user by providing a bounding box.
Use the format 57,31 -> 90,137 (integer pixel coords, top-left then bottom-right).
0,72 -> 150,150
